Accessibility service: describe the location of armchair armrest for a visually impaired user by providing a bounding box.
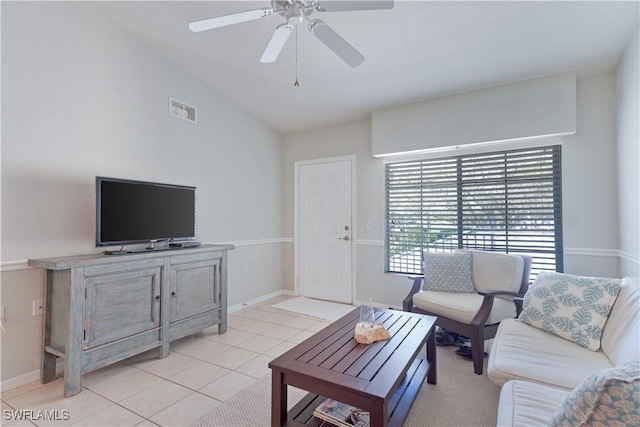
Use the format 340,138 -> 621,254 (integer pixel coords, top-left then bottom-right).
477,290 -> 524,298
403,275 -> 424,312
474,290 -> 526,324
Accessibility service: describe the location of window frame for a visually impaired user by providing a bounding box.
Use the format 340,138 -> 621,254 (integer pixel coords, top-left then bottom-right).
384,144 -> 564,276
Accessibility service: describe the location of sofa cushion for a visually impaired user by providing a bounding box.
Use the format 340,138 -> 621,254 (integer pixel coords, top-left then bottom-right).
548,361 -> 640,427
497,380 -> 569,427
422,251 -> 475,293
413,291 -> 516,324
518,272 -> 622,351
488,318 -> 613,389
601,277 -> 640,366
460,250 -> 524,295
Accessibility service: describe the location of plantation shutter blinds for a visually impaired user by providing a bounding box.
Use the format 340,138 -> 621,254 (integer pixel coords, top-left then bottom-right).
385,145 -> 563,276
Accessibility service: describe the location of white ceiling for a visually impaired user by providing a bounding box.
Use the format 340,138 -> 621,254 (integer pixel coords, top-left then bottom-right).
89,1 -> 639,134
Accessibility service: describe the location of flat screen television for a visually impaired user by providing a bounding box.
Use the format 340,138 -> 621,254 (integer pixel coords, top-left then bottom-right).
96,177 -> 196,248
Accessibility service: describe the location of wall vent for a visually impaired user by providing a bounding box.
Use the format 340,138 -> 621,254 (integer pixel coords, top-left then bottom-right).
169,98 -> 196,123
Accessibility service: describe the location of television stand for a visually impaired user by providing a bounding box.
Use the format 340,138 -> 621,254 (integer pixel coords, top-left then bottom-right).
28,244 -> 233,397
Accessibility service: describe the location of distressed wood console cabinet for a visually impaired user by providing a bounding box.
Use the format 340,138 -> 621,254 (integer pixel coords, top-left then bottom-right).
28,244 -> 233,397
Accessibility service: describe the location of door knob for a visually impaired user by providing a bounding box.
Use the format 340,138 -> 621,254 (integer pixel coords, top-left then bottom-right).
338,235 -> 350,241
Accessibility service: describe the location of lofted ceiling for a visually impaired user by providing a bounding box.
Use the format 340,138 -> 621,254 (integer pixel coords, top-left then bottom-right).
89,1 -> 639,134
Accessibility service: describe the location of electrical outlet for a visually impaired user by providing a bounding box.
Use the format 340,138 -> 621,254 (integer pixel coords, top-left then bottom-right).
243,262 -> 249,273
32,299 -> 43,316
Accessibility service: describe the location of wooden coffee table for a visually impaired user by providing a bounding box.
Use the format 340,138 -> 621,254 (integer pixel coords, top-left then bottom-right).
269,308 -> 437,427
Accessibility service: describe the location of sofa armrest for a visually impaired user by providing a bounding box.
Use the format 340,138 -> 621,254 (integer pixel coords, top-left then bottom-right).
403,275 -> 423,312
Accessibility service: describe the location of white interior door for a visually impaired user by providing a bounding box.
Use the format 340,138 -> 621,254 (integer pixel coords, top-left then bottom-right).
297,158 -> 353,304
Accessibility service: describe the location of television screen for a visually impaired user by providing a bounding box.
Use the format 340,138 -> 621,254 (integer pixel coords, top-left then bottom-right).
96,177 -> 196,247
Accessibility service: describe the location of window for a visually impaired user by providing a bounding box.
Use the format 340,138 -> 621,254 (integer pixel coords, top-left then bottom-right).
385,145 -> 563,277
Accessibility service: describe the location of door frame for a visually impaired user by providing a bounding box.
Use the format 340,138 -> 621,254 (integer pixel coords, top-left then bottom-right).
294,155 -> 357,304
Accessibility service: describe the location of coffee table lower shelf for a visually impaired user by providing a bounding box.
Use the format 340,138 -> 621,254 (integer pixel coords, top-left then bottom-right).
284,357 -> 429,427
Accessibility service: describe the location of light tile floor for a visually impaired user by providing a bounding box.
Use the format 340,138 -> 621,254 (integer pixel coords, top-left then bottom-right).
1,296 -> 334,427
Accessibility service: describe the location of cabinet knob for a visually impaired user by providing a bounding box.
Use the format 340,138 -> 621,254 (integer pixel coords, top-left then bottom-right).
171,291 -> 177,298
155,295 -> 161,301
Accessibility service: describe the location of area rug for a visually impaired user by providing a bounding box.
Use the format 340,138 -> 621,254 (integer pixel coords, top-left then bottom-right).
190,346 -> 501,427
271,296 -> 356,321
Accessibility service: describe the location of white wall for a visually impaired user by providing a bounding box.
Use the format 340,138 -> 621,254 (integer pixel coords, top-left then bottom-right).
282,119 -> 378,287
282,120 -> 409,304
561,74 -> 620,276
283,72 -> 625,308
616,24 -> 640,277
1,2 -> 284,384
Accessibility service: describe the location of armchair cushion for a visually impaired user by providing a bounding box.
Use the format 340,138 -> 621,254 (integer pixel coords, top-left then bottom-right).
413,291 -> 516,324
460,249 -> 525,296
422,251 -> 475,293
518,272 -> 622,351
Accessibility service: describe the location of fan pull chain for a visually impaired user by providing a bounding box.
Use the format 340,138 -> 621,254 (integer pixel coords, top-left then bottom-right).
294,26 -> 300,87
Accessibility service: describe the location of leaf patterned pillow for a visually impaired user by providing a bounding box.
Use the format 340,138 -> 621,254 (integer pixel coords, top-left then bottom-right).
518,272 -> 622,351
422,251 -> 475,293
548,361 -> 640,427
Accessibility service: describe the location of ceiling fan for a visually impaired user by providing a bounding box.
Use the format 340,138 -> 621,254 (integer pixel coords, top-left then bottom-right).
189,0 -> 394,68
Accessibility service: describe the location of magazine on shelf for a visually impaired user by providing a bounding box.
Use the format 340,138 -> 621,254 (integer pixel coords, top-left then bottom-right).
313,398 -> 370,427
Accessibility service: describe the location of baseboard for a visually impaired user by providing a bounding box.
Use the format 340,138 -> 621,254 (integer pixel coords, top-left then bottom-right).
1,360 -> 64,393
228,290 -> 295,313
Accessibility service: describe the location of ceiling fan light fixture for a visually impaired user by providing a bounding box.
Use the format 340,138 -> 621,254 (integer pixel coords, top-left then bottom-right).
189,0 -> 393,67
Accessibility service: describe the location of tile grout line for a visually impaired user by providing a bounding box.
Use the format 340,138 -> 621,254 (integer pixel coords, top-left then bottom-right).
2,296 -> 334,427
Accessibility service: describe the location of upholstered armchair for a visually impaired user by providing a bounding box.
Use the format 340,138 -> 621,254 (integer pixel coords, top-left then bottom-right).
403,250 -> 532,375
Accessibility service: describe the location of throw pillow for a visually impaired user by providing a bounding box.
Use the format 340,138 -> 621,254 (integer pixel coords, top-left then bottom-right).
518,272 -> 622,351
422,251 -> 475,293
548,361 -> 640,427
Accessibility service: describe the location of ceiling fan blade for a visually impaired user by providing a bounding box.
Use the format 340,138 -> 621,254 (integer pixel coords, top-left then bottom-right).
260,24 -> 293,63
189,7 -> 273,32
308,20 -> 365,68
317,0 -> 394,12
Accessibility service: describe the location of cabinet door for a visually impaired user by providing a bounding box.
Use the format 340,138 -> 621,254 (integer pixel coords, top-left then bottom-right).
84,267 -> 162,349
170,258 -> 220,322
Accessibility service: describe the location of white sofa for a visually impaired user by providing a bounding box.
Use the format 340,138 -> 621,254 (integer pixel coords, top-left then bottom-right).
488,276 -> 640,426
